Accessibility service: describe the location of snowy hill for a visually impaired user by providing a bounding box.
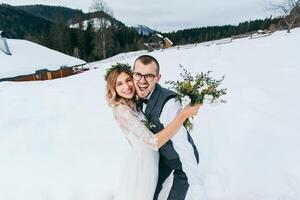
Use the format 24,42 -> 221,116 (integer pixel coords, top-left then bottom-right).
133,24 -> 155,36
0,29 -> 300,200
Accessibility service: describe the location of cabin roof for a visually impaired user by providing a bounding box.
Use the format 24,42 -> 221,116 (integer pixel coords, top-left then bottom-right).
0,39 -> 86,79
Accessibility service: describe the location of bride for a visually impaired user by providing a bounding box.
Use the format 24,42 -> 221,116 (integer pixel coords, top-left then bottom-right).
105,64 -> 201,200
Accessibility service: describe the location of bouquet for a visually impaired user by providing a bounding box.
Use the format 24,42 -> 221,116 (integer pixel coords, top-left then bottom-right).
166,65 -> 227,131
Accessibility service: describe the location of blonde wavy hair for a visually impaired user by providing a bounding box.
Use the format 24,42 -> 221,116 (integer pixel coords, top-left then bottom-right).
105,64 -> 137,111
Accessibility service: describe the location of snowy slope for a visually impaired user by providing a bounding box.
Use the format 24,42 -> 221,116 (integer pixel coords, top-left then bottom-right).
0,39 -> 86,79
0,29 -> 300,200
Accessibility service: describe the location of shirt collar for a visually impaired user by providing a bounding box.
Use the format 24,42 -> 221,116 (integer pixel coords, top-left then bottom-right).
145,89 -> 154,100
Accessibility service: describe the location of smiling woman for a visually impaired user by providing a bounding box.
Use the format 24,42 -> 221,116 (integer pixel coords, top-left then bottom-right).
115,72 -> 135,99
104,63 -> 137,110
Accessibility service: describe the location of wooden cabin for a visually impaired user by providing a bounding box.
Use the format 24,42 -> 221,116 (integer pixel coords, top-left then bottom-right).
144,33 -> 173,51
0,34 -> 87,82
0,65 -> 88,82
163,37 -> 173,49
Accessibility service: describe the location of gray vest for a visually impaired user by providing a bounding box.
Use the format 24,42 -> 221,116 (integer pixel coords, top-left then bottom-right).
141,84 -> 199,162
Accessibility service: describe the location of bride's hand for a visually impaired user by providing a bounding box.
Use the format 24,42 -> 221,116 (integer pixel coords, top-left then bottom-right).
182,104 -> 202,118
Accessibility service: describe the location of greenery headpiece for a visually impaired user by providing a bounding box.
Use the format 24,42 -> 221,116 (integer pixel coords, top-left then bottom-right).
104,63 -> 132,80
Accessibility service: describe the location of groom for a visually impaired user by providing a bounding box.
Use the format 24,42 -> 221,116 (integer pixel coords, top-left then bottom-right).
133,55 -> 203,200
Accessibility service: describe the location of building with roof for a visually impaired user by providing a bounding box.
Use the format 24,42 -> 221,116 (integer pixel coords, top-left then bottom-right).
144,33 -> 173,51
0,33 -> 87,82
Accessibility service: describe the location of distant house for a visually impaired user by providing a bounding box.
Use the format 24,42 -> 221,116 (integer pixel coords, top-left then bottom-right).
0,33 -> 87,82
144,33 -> 173,51
163,37 -> 173,49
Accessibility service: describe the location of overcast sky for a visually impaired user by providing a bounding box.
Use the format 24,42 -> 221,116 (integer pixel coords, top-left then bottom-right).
1,0 -> 282,32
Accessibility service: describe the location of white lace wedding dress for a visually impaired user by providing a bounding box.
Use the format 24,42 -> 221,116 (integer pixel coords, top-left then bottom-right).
112,104 -> 159,200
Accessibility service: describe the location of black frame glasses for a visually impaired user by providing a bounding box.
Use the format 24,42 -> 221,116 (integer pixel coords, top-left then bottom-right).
133,72 -> 157,82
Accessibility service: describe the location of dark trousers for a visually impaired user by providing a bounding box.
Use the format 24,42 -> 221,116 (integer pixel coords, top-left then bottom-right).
153,156 -> 189,200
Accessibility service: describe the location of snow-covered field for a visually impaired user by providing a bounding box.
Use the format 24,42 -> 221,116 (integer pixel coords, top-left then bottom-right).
1,28 -> 300,200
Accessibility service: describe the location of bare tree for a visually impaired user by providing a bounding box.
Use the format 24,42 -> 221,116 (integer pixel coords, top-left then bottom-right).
269,0 -> 300,33
89,0 -> 113,59
90,0 -> 113,16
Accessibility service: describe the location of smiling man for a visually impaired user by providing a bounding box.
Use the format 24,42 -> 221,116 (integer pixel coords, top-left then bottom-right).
133,56 -> 161,99
133,55 -> 207,200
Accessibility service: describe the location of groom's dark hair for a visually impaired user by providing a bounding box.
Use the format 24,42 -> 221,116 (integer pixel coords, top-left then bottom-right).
133,55 -> 160,74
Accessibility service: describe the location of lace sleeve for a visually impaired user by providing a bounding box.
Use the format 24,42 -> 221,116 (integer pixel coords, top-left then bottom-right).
113,105 -> 158,151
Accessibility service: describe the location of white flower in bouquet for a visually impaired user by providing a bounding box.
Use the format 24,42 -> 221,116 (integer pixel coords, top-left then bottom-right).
197,87 -> 204,94
191,80 -> 197,86
197,82 -> 208,94
181,95 -> 191,107
200,82 -> 209,90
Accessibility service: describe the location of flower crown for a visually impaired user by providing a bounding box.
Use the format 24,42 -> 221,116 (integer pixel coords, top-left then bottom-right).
104,63 -> 132,80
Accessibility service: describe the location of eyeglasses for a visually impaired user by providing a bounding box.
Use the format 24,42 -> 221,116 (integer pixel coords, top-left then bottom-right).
133,72 -> 157,82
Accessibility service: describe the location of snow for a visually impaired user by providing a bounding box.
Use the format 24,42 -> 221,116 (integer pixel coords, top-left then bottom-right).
0,28 -> 300,200
70,18 -> 112,31
0,39 -> 86,79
